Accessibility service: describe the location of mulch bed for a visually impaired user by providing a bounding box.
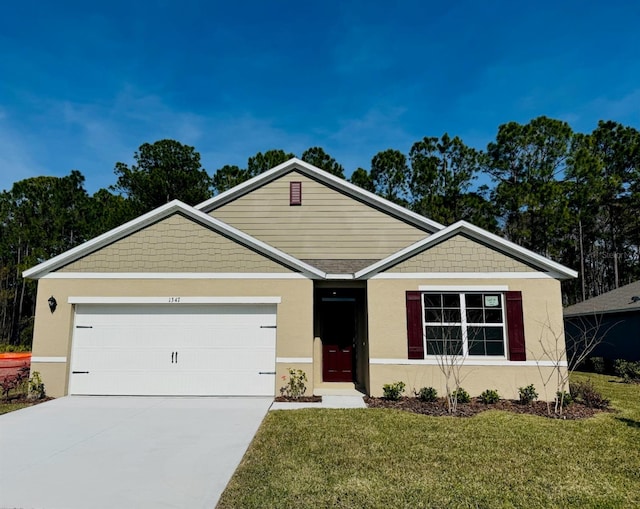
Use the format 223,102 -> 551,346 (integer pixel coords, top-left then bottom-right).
2,395 -> 53,403
364,396 -> 610,419
274,395 -> 322,403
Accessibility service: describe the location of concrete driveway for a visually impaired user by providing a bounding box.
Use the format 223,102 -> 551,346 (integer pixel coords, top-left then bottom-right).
0,396 -> 272,509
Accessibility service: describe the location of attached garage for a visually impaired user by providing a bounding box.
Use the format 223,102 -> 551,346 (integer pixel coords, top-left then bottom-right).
68,297 -> 279,396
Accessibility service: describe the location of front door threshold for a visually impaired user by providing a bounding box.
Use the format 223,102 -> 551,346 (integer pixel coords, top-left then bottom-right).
314,383 -> 364,396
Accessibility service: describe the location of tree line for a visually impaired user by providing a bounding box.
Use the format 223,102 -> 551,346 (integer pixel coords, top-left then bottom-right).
1,116 -> 639,346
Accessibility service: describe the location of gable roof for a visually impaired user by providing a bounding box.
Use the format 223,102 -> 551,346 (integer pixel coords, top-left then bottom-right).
196,157 -> 444,233
564,280 -> 640,317
354,220 -> 578,280
23,161 -> 578,282
23,200 -> 326,280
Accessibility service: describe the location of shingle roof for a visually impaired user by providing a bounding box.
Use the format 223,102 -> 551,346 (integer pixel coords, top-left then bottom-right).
301,259 -> 380,274
563,280 -> 640,317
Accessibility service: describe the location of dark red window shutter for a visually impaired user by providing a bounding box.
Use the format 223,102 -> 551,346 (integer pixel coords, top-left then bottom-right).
290,181 -> 302,205
406,291 -> 424,359
506,291 -> 526,361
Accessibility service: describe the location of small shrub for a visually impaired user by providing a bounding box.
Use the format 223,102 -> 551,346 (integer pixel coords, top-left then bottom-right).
556,390 -> 573,406
415,386 -> 438,402
589,356 -> 606,374
28,371 -> 46,400
0,376 -> 17,399
518,384 -> 538,404
279,368 -> 307,399
0,364 -> 30,400
614,359 -> 640,383
451,387 -> 470,404
570,380 -> 610,409
479,389 -> 500,404
382,381 -> 406,401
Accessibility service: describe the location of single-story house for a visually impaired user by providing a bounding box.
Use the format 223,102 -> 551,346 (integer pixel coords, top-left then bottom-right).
24,158 -> 577,398
564,280 -> 640,363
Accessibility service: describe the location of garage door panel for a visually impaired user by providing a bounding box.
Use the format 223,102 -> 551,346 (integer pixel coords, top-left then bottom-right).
69,303 -> 277,396
72,348 -> 175,371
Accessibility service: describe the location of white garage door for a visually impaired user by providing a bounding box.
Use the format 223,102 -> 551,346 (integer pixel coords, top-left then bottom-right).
69,303 -> 277,396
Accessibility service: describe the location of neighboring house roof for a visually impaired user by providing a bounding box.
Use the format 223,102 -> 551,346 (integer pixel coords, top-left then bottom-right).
354,220 -> 579,280
564,280 -> 640,317
196,157 -> 445,234
22,200 -> 326,280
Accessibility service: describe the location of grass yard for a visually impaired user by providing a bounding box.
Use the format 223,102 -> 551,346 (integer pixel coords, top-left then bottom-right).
0,401 -> 31,415
218,373 -> 640,509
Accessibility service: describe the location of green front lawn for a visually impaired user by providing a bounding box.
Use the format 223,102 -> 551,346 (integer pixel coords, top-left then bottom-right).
0,401 -> 31,415
218,373 -> 640,508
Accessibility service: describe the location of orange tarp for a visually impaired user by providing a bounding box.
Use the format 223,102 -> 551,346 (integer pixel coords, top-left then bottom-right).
0,352 -> 31,360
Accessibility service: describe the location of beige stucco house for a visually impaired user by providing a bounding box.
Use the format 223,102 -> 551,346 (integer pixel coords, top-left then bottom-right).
24,158 -> 577,398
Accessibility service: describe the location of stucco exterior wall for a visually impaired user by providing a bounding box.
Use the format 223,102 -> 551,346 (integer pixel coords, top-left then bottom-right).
210,171 -> 429,259
387,235 -> 537,273
369,364 -> 559,400
31,277 -> 314,397
60,214 -> 289,273
367,277 -> 567,399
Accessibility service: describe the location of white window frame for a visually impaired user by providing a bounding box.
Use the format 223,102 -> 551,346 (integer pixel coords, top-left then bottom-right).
422,291 -> 508,359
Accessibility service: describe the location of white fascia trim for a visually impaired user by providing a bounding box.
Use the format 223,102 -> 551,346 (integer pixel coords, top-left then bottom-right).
24,200 -> 184,279
68,296 -> 282,305
276,357 -> 313,364
370,272 -> 555,280
452,222 -> 577,279
23,199 -> 325,280
370,358 -> 568,367
43,272 -> 307,279
356,221 -> 577,280
419,285 -> 509,291
31,356 -> 67,363
196,158 -> 444,232
325,273 -> 355,280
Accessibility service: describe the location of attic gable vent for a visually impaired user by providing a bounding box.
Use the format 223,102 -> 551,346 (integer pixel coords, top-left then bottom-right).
290,181 -> 302,206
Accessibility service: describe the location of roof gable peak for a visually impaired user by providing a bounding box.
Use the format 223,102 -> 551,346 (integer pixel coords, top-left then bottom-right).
196,157 -> 444,233
355,220 -> 578,280
23,199 -> 325,280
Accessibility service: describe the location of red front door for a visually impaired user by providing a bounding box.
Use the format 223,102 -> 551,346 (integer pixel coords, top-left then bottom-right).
321,298 -> 355,382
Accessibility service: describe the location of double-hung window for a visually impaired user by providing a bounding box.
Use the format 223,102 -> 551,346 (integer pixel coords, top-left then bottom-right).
406,290 -> 526,361
423,293 -> 506,357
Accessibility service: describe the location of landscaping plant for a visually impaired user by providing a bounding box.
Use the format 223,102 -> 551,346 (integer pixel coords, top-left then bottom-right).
382,381 -> 405,401
479,389 -> 500,404
570,380 -> 610,409
451,387 -> 470,404
533,310 -> 614,415
614,359 -> 640,383
28,371 -> 46,400
279,368 -> 308,399
518,384 -> 538,404
415,386 -> 438,402
1,364 -> 30,400
556,390 -> 573,407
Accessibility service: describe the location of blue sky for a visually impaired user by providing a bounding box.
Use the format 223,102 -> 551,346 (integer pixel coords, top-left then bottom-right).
1,1 -> 639,194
